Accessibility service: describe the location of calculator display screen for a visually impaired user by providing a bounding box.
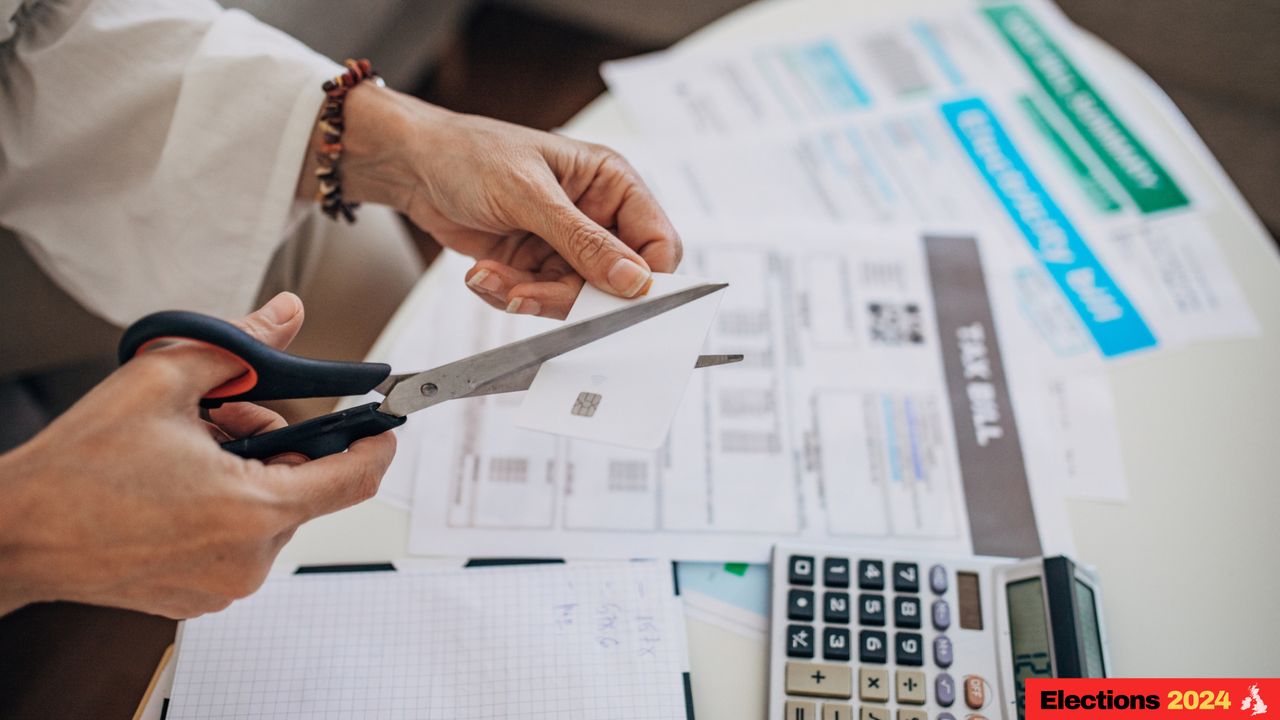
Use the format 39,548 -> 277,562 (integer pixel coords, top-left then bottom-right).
1075,579 -> 1106,677
1007,578 -> 1053,720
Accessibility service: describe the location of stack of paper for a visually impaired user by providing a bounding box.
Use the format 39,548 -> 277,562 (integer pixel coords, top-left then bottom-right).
377,0 -> 1261,568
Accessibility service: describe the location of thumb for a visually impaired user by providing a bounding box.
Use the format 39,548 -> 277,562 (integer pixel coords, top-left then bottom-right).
529,191 -> 653,298
141,293 -> 306,407
231,292 -> 305,351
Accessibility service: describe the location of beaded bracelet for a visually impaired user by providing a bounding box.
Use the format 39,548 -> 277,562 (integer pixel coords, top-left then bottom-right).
316,59 -> 384,223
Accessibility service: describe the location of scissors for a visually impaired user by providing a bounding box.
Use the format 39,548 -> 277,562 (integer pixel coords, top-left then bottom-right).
118,283 -> 739,461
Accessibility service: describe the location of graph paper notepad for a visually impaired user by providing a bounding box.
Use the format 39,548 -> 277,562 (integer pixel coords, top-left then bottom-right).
168,561 -> 691,719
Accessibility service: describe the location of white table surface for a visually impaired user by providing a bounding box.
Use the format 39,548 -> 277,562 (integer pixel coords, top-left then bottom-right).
273,1 -> 1280,714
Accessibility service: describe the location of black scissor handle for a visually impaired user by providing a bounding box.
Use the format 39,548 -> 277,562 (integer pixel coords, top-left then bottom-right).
219,402 -> 406,460
118,310 -> 392,408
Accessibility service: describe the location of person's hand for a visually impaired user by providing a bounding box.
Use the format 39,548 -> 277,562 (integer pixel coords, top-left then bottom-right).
304,84 -> 683,320
0,293 -> 395,619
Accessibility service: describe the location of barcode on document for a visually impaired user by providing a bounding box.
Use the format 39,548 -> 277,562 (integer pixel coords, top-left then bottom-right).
867,301 -> 924,345
721,430 -> 782,454
863,34 -> 930,96
607,460 -> 650,492
718,388 -> 775,416
488,457 -> 529,483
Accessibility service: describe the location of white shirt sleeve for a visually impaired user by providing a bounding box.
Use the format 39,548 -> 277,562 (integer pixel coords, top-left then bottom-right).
0,0 -> 342,326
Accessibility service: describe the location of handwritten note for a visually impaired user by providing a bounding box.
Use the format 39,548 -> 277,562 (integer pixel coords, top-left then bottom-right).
168,562 -> 690,719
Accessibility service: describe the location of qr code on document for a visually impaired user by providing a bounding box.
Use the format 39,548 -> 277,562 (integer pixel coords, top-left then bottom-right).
866,301 -> 924,345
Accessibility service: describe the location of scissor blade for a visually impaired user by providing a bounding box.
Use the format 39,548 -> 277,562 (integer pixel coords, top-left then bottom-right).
694,354 -> 743,369
452,353 -> 744,399
378,282 -> 728,416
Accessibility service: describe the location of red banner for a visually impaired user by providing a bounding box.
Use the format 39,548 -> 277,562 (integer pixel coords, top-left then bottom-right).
1029,679 -> 1279,720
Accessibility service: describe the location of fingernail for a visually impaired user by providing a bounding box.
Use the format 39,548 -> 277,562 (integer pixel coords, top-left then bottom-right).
467,269 -> 504,294
505,298 -> 543,316
608,258 -> 651,297
262,292 -> 301,325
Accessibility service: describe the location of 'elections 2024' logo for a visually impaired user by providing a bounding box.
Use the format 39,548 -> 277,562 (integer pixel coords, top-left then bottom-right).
1242,684 -> 1269,716
1028,679 -> 1278,720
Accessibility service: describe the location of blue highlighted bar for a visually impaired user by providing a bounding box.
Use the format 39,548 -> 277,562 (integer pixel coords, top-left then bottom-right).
799,41 -> 870,110
910,21 -> 965,87
903,397 -> 924,482
941,97 -> 1156,357
881,395 -> 902,483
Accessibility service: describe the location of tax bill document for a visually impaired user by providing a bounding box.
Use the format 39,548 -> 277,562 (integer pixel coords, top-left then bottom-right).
602,0 -> 1259,359
398,229 -> 1075,563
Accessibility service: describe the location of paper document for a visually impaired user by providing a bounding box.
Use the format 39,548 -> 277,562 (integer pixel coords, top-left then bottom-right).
516,274 -> 725,450
402,229 -> 1075,563
168,561 -> 691,719
602,0 -> 1258,358
675,562 -> 770,640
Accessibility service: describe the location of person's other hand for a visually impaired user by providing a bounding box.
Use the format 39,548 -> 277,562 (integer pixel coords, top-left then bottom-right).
0,293 -> 395,619
319,84 -> 683,319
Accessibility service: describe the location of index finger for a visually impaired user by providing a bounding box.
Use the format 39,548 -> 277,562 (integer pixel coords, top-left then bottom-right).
262,431 -> 397,521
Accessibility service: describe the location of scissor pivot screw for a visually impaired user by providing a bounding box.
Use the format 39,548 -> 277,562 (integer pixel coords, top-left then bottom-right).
420,382 -> 438,397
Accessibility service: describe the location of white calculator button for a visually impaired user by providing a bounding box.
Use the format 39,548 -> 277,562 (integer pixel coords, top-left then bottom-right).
824,703 -> 854,720
895,669 -> 927,705
860,706 -> 890,720
785,661 -> 854,699
786,700 -> 818,720
858,668 -> 890,702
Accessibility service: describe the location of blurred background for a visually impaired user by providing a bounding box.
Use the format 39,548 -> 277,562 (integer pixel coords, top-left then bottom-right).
228,0 -> 1277,237
0,0 -> 1276,717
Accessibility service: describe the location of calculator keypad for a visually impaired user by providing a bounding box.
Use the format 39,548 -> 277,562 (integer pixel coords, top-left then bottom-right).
964,676 -> 986,709
894,597 -> 921,629
933,637 -> 953,668
826,592 -> 851,623
792,556 -> 817,585
825,558 -> 852,587
859,594 -> 886,626
790,590 -> 816,621
858,560 -> 885,589
892,563 -> 919,592
787,624 -> 816,658
895,633 -> 924,666
859,668 -> 890,701
929,565 -> 948,594
931,600 -> 951,631
859,630 -> 887,663
786,661 -> 854,698
778,551 -> 990,720
825,628 -> 852,661
825,704 -> 854,720
935,673 -> 956,707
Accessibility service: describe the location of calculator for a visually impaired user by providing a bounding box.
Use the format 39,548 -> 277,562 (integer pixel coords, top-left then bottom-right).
769,543 -> 1109,720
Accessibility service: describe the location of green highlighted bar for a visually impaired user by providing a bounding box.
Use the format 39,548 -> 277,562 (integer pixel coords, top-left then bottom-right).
985,5 -> 1189,213
1018,96 -> 1122,213
723,563 -> 749,576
